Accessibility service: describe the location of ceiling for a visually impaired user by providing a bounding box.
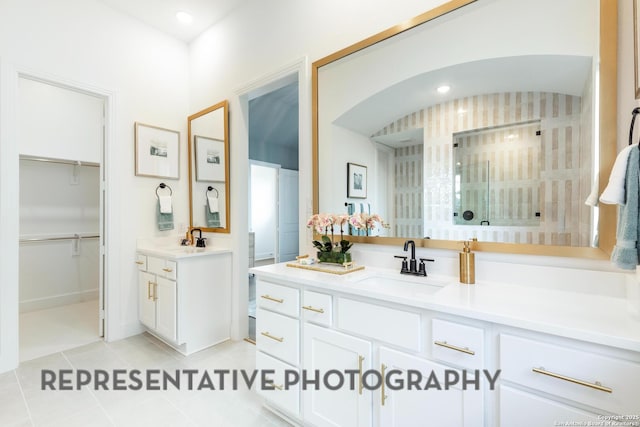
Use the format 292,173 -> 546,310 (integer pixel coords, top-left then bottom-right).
334,55 -> 592,148
98,0 -> 247,42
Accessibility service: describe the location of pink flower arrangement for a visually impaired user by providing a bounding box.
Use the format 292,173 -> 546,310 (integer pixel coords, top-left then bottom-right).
307,212 -> 389,243
348,213 -> 389,234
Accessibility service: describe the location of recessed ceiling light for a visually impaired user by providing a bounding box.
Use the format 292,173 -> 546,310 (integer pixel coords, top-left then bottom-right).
437,85 -> 450,94
176,11 -> 193,24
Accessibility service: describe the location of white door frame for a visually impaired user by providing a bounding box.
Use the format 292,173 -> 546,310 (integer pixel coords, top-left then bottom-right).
235,56 -> 309,340
0,62 -> 117,372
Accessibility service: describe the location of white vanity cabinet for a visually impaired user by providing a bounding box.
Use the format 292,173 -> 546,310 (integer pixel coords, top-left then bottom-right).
251,265 -> 640,427
498,333 -> 640,425
135,250 -> 232,355
255,278 -> 485,427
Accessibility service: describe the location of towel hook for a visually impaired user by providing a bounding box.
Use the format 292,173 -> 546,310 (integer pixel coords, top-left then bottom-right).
156,183 -> 173,199
629,107 -> 640,147
206,186 -> 219,198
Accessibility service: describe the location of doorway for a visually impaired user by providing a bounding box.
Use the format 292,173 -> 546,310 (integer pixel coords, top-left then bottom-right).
17,76 -> 105,362
246,78 -> 300,341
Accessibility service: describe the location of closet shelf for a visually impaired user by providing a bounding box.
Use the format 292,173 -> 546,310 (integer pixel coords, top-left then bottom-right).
19,154 -> 100,168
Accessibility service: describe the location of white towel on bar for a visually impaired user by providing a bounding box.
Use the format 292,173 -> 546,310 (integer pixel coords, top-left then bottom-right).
159,195 -> 173,214
600,144 -> 637,205
207,195 -> 219,213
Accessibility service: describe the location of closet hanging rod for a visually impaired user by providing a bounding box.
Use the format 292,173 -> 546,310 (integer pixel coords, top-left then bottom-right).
19,234 -> 100,243
19,155 -> 100,168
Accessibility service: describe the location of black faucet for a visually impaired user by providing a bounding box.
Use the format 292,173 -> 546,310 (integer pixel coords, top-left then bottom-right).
395,240 -> 434,276
190,228 -> 206,248
404,240 -> 417,273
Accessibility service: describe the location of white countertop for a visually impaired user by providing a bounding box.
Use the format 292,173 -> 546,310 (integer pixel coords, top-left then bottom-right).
137,243 -> 231,259
250,262 -> 640,353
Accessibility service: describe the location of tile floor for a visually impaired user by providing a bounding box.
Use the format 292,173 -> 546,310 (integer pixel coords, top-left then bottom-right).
19,299 -> 101,362
1,333 -> 292,427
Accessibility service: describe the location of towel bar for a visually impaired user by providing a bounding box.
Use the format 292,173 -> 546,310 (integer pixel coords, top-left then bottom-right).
206,186 -> 219,198
156,183 -> 173,199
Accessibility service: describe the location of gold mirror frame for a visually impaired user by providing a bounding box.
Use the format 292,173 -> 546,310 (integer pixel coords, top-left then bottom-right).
187,100 -> 231,233
312,0 -> 617,259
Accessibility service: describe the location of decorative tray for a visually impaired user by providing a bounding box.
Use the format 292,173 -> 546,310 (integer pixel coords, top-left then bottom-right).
285,261 -> 365,275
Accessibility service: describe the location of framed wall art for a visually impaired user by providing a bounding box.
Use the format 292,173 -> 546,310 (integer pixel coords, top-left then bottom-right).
347,162 -> 367,198
194,135 -> 226,182
134,122 -> 180,179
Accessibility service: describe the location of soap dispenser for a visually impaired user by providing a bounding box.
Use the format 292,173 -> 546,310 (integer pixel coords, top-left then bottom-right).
459,240 -> 475,284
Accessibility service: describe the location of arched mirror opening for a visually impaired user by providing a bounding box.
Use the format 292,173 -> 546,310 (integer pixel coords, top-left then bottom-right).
188,100 -> 231,234
313,0 -> 617,258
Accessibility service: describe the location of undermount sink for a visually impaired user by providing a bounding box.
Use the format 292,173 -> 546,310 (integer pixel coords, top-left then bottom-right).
351,273 -> 447,297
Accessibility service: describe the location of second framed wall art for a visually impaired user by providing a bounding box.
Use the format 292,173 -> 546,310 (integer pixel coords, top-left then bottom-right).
347,162 -> 367,198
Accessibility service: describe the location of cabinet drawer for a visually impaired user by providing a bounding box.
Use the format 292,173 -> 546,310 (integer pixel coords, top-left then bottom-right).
302,290 -> 332,326
257,280 -> 299,318
256,351 -> 300,417
500,334 -> 640,414
499,385 -> 598,427
257,308 -> 299,365
432,319 -> 484,370
337,298 -> 421,351
135,254 -> 147,271
147,256 -> 177,280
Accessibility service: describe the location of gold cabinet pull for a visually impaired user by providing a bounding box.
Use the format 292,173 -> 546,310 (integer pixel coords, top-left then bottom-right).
532,367 -> 612,393
152,282 -> 158,301
260,331 -> 284,342
302,305 -> 324,314
261,294 -> 284,304
147,281 -> 152,300
381,363 -> 387,406
162,267 -> 173,273
135,261 -> 144,265
266,381 -> 283,390
358,355 -> 365,395
434,340 -> 475,355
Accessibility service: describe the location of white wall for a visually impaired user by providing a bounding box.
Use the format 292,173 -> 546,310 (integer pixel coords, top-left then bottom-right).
0,0 -> 190,372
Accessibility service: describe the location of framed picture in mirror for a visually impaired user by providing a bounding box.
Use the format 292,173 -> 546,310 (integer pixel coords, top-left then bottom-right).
134,122 -> 179,179
347,162 -> 367,198
194,135 -> 226,182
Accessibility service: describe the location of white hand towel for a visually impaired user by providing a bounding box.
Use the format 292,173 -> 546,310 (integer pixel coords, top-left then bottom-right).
584,172 -> 599,207
207,196 -> 219,213
159,195 -> 173,214
600,144 -> 637,205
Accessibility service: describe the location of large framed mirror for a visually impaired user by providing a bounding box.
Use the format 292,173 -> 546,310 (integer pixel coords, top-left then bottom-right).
313,0 -> 617,258
188,100 -> 230,233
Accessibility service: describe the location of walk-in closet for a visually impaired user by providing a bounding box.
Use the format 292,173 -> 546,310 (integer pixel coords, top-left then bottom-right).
18,77 -> 105,362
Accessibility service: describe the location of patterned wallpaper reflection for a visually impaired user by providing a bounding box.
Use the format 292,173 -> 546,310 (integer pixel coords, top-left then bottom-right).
373,90 -> 592,246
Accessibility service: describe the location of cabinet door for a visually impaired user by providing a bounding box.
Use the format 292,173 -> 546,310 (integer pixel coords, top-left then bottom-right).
499,386 -> 599,427
303,323 -> 372,427
138,271 -> 156,329
379,347 -> 482,427
155,277 -> 177,341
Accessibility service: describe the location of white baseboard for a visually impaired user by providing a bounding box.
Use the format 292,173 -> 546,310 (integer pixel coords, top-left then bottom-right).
19,289 -> 98,313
